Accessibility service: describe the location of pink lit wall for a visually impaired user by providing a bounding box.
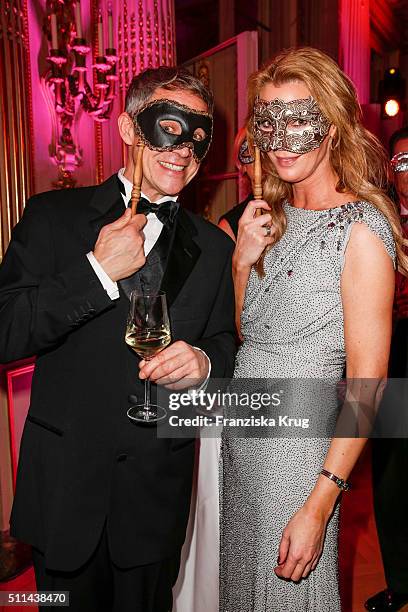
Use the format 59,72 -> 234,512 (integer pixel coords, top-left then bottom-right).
339,0 -> 370,105
28,0 -> 98,191
27,0 -> 176,193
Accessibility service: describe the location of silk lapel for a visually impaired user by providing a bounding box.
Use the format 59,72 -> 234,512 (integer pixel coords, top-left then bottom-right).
160,208 -> 201,307
82,174 -> 125,245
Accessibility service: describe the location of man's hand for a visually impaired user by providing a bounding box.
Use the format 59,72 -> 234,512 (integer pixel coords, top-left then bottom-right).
139,341 -> 209,390
93,209 -> 147,281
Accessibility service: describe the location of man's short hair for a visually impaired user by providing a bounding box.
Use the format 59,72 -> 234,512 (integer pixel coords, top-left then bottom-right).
125,66 -> 214,117
389,126 -> 408,156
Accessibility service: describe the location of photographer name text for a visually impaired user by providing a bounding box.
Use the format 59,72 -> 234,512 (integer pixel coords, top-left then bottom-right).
168,415 -> 310,429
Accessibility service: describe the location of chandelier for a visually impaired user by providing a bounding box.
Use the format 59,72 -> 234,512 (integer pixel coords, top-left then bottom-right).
43,0 -> 118,188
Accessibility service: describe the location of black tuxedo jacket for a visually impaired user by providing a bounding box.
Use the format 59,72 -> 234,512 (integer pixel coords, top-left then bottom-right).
0,174 -> 236,571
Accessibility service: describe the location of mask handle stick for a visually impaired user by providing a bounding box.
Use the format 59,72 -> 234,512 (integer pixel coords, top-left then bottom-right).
252,145 -> 263,215
130,141 -> 145,217
252,145 -> 268,276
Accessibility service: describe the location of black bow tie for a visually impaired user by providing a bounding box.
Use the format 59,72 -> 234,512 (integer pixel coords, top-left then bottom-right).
133,197 -> 179,227
116,176 -> 179,227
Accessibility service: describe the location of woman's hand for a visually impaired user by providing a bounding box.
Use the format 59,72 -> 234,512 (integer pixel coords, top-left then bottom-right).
274,504 -> 329,582
233,199 -> 275,270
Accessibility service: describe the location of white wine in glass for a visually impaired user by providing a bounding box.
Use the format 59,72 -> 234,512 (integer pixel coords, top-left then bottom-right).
125,291 -> 171,423
125,328 -> 171,360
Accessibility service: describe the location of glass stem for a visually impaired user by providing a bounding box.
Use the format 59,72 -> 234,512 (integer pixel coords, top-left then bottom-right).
144,378 -> 151,410
144,358 -> 151,410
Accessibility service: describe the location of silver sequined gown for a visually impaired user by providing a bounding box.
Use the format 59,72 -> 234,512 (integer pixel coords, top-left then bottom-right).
220,201 -> 396,612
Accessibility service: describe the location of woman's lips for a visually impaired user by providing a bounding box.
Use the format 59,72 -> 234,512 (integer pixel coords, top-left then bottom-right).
274,155 -> 300,167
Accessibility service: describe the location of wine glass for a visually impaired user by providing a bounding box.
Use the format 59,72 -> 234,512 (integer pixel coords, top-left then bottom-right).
125,291 -> 171,423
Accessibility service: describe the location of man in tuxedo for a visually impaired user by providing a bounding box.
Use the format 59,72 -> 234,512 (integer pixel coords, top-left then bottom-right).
366,126 -> 408,612
0,66 -> 235,611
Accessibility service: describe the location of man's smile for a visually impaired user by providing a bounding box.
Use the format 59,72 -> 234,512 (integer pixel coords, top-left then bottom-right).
158,160 -> 187,172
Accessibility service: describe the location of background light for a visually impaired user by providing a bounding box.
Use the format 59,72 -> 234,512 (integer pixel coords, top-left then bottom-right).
384,99 -> 400,117
379,67 -> 405,119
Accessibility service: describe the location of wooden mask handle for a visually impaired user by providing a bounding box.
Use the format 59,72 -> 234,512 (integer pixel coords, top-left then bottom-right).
130,142 -> 145,216
252,146 -> 263,216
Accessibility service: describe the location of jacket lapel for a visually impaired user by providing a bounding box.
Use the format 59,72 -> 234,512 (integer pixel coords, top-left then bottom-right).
81,174 -> 125,246
160,208 -> 201,307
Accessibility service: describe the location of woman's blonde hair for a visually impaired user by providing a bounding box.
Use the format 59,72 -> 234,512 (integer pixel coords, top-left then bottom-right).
246,47 -> 408,275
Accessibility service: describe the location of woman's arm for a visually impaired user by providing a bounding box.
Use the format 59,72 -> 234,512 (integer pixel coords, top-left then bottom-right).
232,260 -> 251,339
275,222 -> 395,582
231,200 -> 274,336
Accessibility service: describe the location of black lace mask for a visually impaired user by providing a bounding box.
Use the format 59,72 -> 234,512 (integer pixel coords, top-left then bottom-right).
132,99 -> 213,162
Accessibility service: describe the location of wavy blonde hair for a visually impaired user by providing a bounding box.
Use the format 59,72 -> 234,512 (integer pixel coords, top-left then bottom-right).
246,47 -> 408,276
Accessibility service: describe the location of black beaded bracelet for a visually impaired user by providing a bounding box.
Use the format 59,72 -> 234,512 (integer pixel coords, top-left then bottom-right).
320,469 -> 351,491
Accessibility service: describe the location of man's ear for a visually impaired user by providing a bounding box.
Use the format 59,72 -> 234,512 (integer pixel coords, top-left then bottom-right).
118,112 -> 136,146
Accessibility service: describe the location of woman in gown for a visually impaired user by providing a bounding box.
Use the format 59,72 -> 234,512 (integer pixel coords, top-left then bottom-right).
220,47 -> 408,611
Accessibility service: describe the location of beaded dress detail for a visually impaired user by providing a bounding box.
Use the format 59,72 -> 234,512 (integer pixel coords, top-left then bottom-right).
220,201 -> 395,612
